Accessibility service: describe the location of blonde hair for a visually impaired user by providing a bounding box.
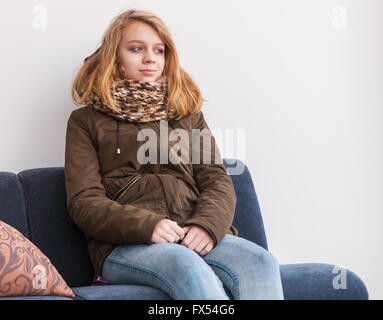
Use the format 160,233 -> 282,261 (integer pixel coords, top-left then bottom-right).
71,9 -> 206,119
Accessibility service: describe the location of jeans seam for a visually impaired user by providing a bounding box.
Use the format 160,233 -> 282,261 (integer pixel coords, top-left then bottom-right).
103,258 -> 179,300
204,259 -> 241,300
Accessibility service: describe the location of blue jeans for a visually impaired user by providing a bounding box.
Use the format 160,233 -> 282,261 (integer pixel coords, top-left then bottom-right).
102,234 -> 284,300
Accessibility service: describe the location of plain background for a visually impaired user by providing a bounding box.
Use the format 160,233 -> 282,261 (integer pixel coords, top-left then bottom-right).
0,0 -> 382,299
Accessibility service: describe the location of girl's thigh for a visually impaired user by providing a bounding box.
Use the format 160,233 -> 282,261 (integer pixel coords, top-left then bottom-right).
202,234 -> 284,300
102,241 -> 229,300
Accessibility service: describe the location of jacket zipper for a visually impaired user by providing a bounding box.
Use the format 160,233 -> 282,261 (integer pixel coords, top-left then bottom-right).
112,174 -> 143,202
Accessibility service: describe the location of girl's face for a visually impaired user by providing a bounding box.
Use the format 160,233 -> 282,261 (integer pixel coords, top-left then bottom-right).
117,22 -> 165,81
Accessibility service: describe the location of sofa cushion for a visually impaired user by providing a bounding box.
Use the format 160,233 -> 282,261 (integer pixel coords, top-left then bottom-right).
72,284 -> 171,300
0,172 -> 29,238
72,283 -> 234,300
0,220 -> 75,298
17,167 -> 94,287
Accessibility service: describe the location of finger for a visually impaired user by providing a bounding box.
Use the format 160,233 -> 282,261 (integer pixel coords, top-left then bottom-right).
169,222 -> 185,240
165,224 -> 183,242
151,234 -> 169,244
200,242 -> 214,256
188,234 -> 204,251
183,226 -> 192,233
195,238 -> 208,254
181,226 -> 192,240
159,229 -> 178,243
180,228 -> 197,247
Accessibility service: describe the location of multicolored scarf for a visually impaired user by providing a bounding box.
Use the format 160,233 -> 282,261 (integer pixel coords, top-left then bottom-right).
87,76 -> 179,122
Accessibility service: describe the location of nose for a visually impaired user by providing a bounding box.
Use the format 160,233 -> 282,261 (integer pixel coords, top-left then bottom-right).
143,51 -> 155,64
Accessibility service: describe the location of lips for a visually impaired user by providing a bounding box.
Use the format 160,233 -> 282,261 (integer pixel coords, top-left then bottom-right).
140,70 -> 156,75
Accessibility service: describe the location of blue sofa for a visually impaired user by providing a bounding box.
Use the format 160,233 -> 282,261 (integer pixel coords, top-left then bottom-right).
0,159 -> 368,300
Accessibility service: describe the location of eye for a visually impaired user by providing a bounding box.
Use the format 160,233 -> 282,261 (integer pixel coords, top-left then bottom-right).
130,47 -> 164,54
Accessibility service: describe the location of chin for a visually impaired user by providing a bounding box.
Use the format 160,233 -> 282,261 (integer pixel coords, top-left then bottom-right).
125,74 -> 157,81
141,76 -> 158,81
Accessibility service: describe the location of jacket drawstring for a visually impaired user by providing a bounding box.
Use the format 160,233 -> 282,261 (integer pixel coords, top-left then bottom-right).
168,120 -> 176,131
116,120 -> 121,154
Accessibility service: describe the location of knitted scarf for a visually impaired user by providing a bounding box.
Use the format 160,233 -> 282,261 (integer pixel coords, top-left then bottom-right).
87,75 -> 179,123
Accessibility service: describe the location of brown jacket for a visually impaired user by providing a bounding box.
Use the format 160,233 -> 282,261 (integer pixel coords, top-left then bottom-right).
64,106 -> 238,275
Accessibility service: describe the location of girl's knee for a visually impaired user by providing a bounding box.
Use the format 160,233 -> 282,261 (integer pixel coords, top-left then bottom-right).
238,240 -> 280,271
215,235 -> 280,271
256,249 -> 280,272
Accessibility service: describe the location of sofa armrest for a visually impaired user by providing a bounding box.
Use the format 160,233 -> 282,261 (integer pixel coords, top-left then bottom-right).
280,263 -> 368,300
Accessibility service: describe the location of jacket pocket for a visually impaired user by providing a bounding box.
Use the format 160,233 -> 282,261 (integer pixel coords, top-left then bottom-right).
157,175 -> 197,219
112,174 -> 143,202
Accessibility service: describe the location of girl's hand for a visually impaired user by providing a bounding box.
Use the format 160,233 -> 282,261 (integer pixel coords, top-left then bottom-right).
180,225 -> 214,256
151,219 -> 185,244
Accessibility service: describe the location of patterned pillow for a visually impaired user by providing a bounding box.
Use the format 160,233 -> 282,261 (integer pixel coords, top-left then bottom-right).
0,220 -> 75,298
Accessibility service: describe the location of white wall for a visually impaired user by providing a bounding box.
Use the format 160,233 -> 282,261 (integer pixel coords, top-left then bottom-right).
1,0 -> 382,299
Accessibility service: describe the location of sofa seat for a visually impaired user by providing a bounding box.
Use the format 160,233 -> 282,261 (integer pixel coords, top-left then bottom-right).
72,285 -> 171,300
70,262 -> 368,300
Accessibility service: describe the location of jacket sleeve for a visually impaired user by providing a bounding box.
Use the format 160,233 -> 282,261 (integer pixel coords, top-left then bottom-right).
64,110 -> 167,245
184,111 -> 237,246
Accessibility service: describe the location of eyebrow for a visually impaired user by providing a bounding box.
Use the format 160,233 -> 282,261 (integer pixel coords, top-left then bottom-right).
126,40 -> 165,46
